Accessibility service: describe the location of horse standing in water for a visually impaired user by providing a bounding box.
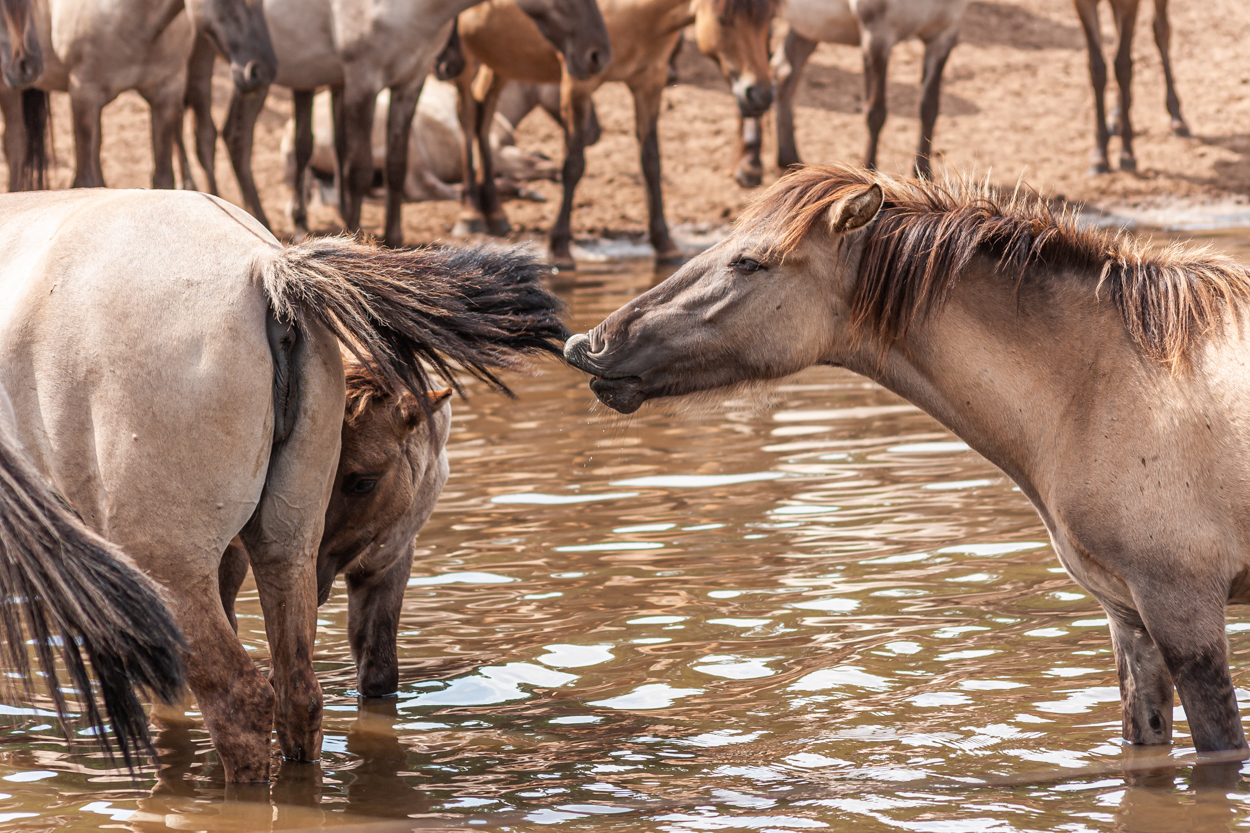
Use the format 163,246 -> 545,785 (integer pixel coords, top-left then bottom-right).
735,0 -> 965,184
0,189 -> 566,781
566,164 -> 1250,754
1074,0 -> 1189,175
220,361 -> 454,697
455,0 -> 776,265
192,0 -> 609,247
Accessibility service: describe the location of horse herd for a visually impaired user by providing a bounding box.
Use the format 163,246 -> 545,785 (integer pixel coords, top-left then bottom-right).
0,0 -> 1196,267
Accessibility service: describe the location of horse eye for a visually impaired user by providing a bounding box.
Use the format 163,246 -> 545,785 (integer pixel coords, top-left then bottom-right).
344,476 -> 378,496
732,258 -> 765,274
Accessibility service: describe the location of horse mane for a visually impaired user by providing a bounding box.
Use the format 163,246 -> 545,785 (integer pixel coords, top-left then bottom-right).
711,0 -> 774,25
739,164 -> 1250,369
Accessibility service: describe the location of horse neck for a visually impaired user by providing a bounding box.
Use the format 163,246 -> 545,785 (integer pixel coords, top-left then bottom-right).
846,256 -> 1142,506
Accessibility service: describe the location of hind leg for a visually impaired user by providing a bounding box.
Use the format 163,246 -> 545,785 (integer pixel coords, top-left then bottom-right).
915,26 -> 958,180
239,324 -> 344,762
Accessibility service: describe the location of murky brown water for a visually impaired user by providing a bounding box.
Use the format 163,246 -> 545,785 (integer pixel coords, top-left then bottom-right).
2,229 -> 1250,832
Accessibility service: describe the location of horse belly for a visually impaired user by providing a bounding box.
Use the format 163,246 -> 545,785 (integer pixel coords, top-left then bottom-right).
783,0 -> 859,44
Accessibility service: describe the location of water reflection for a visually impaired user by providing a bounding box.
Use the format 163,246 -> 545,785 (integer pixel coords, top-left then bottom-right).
2,232 -> 1250,829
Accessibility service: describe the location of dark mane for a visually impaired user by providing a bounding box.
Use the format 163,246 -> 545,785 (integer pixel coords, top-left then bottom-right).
739,164 -> 1250,368
710,0 -> 774,25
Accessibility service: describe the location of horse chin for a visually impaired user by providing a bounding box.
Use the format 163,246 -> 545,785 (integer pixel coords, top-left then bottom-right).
588,376 -> 646,414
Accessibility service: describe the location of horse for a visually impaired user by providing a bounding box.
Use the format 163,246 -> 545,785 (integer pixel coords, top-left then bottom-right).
565,163 -> 1250,755
736,0 -> 966,185
0,386 -> 185,771
0,0 -> 49,191
220,362 -> 453,697
8,0 -> 274,190
1074,0 -> 1189,175
191,0 -> 609,248
278,81 -> 559,209
454,0 -> 776,266
0,188 -> 567,781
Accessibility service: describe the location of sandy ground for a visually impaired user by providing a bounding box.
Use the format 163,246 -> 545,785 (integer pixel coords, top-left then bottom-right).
24,0 -> 1250,253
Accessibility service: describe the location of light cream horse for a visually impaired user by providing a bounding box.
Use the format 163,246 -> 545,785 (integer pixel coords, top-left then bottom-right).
566,164 -> 1250,755
456,0 -> 776,265
739,0 -> 967,181
221,363 -> 453,697
191,0 -> 608,247
0,188 -> 566,781
12,0 -> 274,189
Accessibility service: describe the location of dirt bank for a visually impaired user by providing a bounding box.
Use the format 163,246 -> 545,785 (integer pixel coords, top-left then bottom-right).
27,0 -> 1250,253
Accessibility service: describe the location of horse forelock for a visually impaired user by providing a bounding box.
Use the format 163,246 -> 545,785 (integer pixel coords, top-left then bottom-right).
343,359 -> 394,426
738,164 -> 1250,369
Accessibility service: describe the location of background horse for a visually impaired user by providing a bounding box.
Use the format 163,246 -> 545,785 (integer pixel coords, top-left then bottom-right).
455,0 -> 776,266
565,163 -> 1250,755
1074,0 -> 1189,174
195,0 -> 609,247
0,386 -> 184,771
0,0 -> 47,190
0,189 -> 566,781
220,362 -> 453,697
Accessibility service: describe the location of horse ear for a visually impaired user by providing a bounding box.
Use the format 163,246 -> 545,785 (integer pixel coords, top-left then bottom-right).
828,183 -> 883,234
396,388 -> 453,433
428,387 -> 453,410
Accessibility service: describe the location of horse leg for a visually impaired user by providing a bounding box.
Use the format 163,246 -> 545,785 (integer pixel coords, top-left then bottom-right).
187,32 -> 220,195
68,85 -> 107,188
476,74 -> 511,237
1152,0 -> 1189,136
860,30 -> 892,172
550,80 -> 592,270
1103,602 -> 1175,745
630,69 -> 681,266
773,30 -> 816,170
1111,0 -> 1138,172
1134,588 -> 1247,752
734,114 -> 763,189
452,64 -> 486,237
142,80 -> 186,190
219,541 -> 250,634
0,86 -> 25,190
914,27 -> 958,180
346,549 -> 414,697
174,129 -> 196,191
336,75 -> 378,233
382,80 -> 422,248
286,90 -> 315,240
223,86 -> 272,228
238,325 -> 344,764
1074,0 -> 1111,174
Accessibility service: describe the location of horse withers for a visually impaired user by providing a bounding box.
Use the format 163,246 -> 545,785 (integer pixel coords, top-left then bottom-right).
565,164 -> 1250,755
0,188 -> 566,781
220,363 -> 453,697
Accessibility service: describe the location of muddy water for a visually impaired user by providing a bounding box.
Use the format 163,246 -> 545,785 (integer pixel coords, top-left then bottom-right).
3,230 -> 1250,832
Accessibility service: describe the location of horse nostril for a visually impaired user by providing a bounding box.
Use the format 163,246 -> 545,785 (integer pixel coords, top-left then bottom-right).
244,61 -> 260,85
587,48 -> 607,74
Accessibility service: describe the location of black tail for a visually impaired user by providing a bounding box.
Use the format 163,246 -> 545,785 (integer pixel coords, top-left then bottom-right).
0,427 -> 186,771
17,88 -> 48,191
260,240 -> 568,407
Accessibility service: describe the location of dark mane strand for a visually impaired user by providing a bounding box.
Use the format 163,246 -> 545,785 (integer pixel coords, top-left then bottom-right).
739,165 -> 1250,368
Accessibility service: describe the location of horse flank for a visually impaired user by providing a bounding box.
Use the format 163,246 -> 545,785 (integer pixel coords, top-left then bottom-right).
740,165 -> 1250,369
258,240 -> 568,414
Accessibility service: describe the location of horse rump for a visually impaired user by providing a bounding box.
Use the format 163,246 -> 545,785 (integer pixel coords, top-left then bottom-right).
0,426 -> 185,771
259,239 -> 569,417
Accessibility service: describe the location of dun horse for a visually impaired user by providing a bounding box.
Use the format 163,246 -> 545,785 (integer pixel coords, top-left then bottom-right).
0,387 -> 185,770
220,364 -> 453,697
0,189 -> 566,781
737,0 -> 966,183
455,0 -> 776,265
0,0 -> 48,190
1074,0 -> 1189,175
566,164 -> 1250,754
196,0 -> 609,247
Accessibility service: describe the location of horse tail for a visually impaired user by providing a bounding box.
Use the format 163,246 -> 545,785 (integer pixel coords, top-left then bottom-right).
0,426 -> 186,771
258,239 -> 568,405
17,88 -> 49,191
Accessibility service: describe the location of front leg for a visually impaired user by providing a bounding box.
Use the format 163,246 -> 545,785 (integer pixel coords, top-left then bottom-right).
1073,0 -> 1110,174
69,84 -> 107,188
550,78 -> 593,270
336,78 -> 378,233
1110,0 -> 1138,171
860,29 -> 892,171
475,73 -> 511,237
383,80 -> 423,248
629,68 -> 681,266
774,30 -> 817,170
223,86 -> 272,227
346,548 -> 415,697
187,32 -> 220,195
286,90 -> 315,239
1151,0 -> 1189,136
914,27 -> 958,180
734,115 -> 763,189
1104,602 -> 1175,745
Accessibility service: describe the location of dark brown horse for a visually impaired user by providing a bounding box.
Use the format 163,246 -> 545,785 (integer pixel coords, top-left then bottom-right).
567,164 -> 1250,755
1074,0 -> 1189,175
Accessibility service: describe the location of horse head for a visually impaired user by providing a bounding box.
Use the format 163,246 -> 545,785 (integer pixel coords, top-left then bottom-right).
186,0 -> 277,93
0,0 -> 42,90
513,0 -> 611,80
694,0 -> 775,119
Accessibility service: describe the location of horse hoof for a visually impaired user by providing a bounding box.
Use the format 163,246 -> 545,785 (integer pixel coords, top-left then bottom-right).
734,167 -> 763,190
1173,120 -> 1192,138
451,217 -> 488,237
1088,160 -> 1111,176
486,215 -> 512,237
1119,155 -> 1138,173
